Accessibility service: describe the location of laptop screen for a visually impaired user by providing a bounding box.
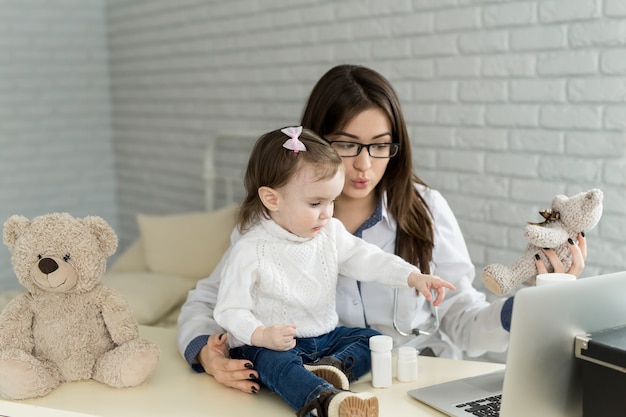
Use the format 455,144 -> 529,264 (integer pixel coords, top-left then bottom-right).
408,270 -> 626,417
501,270 -> 626,416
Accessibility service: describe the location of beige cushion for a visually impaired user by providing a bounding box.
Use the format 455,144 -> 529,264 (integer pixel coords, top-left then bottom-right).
103,272 -> 195,325
109,239 -> 148,273
136,204 -> 238,281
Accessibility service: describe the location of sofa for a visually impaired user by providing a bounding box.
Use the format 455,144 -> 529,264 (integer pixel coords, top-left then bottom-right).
103,203 -> 238,327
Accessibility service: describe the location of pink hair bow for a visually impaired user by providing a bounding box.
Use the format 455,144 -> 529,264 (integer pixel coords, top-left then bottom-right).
281,126 -> 306,153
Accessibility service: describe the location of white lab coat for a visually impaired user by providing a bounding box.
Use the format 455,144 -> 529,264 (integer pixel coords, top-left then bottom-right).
177,185 -> 509,361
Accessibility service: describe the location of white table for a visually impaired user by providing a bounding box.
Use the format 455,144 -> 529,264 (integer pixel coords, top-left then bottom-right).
0,326 -> 504,417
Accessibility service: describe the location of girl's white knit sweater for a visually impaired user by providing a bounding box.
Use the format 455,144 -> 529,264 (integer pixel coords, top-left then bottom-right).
214,217 -> 417,347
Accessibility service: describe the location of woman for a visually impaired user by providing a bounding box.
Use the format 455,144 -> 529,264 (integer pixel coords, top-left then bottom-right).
177,64 -> 586,395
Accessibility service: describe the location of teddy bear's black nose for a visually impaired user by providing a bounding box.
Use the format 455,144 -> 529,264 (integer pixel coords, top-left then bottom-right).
39,258 -> 59,274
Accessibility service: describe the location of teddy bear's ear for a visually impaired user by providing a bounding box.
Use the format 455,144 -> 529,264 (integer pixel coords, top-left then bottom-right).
551,194 -> 567,210
82,216 -> 118,257
3,215 -> 31,250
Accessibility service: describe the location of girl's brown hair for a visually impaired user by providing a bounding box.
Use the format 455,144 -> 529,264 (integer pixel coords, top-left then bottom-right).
237,127 -> 343,232
300,64 -> 434,273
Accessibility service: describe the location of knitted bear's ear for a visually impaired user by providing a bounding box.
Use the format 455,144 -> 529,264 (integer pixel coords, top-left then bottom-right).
3,215 -> 31,251
551,194 -> 567,212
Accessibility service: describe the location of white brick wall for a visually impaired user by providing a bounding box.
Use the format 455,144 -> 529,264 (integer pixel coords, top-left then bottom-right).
106,0 -> 626,289
2,0 -> 624,293
0,0 -> 116,290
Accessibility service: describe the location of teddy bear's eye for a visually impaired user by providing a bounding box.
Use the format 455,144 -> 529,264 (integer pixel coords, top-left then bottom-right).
63,254 -> 71,262
37,254 -> 43,260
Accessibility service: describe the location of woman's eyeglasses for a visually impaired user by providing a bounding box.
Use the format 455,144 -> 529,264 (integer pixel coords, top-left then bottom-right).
328,141 -> 399,158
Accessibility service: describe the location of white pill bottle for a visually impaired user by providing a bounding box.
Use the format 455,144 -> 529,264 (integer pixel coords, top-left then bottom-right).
369,335 -> 393,388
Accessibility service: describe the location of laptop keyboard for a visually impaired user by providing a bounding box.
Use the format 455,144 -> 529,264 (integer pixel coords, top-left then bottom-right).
455,394 -> 501,416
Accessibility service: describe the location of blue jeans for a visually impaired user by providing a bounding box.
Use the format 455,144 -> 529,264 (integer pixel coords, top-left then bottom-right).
230,326 -> 380,411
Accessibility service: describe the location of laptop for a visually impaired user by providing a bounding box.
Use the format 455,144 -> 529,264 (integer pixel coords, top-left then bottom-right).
408,270 -> 626,417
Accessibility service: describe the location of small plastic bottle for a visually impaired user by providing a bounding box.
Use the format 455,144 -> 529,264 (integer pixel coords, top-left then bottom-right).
396,346 -> 418,382
369,335 -> 393,388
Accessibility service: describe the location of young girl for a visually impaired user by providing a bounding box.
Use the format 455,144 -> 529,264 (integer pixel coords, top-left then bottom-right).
213,126 -> 455,417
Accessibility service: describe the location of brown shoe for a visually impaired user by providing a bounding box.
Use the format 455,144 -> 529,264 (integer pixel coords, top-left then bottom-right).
297,388 -> 379,417
304,363 -> 350,390
328,390 -> 378,417
304,356 -> 354,390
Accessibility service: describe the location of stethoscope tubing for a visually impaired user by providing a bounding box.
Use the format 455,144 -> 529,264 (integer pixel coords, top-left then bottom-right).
391,232 -> 440,337
392,287 -> 440,337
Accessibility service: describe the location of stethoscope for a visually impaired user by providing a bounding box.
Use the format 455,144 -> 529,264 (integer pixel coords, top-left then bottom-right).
392,288 -> 440,337
391,232 -> 440,337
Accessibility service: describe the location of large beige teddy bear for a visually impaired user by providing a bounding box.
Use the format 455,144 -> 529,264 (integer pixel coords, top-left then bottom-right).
0,213 -> 160,400
482,189 -> 603,296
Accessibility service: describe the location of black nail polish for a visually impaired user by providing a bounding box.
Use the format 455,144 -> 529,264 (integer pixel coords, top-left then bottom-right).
250,373 -> 256,379
581,231 -> 585,237
251,386 -> 258,394
534,254 -> 540,260
568,238 -> 575,245
218,333 -> 224,341
244,363 -> 254,369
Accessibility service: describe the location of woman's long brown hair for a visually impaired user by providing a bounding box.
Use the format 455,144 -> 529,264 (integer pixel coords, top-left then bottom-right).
300,64 -> 434,273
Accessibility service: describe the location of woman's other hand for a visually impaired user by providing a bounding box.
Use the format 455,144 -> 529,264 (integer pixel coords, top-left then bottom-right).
198,333 -> 260,394
534,232 -> 586,277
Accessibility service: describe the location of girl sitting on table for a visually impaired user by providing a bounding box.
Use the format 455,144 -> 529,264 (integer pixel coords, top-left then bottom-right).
213,126 -> 455,417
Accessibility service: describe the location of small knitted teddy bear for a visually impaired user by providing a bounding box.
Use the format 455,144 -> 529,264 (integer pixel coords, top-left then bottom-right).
482,189 -> 603,296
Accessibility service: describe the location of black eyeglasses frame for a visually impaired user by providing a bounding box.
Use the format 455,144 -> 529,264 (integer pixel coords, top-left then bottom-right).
326,140 -> 400,158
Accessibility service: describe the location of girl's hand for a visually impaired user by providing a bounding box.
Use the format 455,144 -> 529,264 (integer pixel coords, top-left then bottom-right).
408,272 -> 456,306
251,324 -> 297,351
534,232 -> 587,277
198,333 -> 260,394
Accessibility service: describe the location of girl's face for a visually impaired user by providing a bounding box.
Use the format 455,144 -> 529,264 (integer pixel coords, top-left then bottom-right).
326,108 -> 392,203
269,165 -> 345,238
